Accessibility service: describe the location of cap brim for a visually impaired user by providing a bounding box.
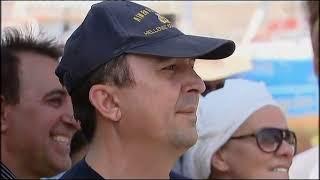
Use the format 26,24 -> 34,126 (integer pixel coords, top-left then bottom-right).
125,34 -> 236,60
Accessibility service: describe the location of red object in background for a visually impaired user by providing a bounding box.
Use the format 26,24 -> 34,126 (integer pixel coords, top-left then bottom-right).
268,17 -> 297,32
253,17 -> 299,42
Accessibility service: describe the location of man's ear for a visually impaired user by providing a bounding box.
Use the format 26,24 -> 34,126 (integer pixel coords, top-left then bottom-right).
211,148 -> 230,172
88,84 -> 121,122
1,96 -> 10,133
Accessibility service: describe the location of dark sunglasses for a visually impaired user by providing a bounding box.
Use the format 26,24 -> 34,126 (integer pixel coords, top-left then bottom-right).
230,127 -> 297,155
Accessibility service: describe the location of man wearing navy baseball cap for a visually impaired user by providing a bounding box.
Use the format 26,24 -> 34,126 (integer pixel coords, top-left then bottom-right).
56,1 -> 235,179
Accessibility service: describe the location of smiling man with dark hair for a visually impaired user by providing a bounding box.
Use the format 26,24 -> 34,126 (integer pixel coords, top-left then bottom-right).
1,27 -> 80,179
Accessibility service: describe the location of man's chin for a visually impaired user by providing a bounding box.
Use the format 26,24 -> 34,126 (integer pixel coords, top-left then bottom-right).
47,157 -> 72,176
170,127 -> 198,150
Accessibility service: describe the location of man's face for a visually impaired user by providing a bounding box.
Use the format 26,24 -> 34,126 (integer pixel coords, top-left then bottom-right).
3,52 -> 80,177
220,105 -> 294,179
117,54 -> 205,150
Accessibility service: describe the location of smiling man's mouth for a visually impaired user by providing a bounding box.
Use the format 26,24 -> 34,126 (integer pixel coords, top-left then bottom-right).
51,135 -> 71,145
272,167 -> 288,173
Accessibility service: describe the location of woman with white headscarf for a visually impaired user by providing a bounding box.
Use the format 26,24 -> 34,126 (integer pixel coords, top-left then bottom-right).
174,78 -> 297,179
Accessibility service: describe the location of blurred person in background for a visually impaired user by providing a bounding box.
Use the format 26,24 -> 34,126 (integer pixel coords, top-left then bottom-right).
174,79 -> 297,179
1,27 -> 80,179
306,0 -> 319,77
55,1 -> 235,179
289,1 -> 319,179
202,79 -> 226,97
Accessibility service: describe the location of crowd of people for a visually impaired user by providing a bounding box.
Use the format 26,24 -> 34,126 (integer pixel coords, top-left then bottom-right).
1,1 -> 318,179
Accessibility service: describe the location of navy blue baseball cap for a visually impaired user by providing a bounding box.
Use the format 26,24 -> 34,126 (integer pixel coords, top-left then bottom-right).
56,1 -> 236,94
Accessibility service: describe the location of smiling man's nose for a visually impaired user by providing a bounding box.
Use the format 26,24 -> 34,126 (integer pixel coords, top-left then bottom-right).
60,114 -> 81,130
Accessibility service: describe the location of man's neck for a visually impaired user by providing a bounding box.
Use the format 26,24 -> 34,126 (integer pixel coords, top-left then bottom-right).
85,132 -> 181,178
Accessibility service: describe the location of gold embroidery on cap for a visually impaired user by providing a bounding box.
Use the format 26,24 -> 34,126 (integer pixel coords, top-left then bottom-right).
132,8 -> 173,36
155,13 -> 170,24
144,23 -> 172,36
133,8 -> 153,22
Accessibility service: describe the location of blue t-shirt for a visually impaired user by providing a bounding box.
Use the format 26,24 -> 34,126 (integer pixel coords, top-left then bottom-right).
60,159 -> 190,179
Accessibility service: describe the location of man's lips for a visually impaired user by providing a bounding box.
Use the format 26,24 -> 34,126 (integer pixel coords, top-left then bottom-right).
50,130 -> 74,146
176,106 -> 197,114
51,135 -> 71,145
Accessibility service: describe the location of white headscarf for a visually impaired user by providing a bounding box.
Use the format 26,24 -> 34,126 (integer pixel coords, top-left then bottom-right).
179,78 -> 282,179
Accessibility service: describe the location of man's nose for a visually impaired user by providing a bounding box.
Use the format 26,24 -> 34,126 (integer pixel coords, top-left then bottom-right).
60,113 -> 81,130
61,97 -> 81,130
182,68 -> 206,94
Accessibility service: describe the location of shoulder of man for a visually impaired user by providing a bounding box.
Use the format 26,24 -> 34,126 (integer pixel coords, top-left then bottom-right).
170,171 -> 191,179
60,159 -> 103,179
1,161 -> 16,179
60,159 -> 191,179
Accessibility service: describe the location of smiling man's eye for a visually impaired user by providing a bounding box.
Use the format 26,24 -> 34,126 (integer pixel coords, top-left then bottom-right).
47,97 -> 63,108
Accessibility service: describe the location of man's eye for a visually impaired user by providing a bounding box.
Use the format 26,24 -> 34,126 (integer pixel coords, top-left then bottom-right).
163,64 -> 177,71
47,98 -> 63,108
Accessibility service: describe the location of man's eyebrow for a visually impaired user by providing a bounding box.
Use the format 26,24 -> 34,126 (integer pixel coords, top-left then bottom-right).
154,57 -> 194,65
151,56 -> 174,64
43,88 -> 68,98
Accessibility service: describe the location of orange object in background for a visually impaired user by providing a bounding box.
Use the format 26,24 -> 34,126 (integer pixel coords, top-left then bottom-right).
288,115 -> 319,154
